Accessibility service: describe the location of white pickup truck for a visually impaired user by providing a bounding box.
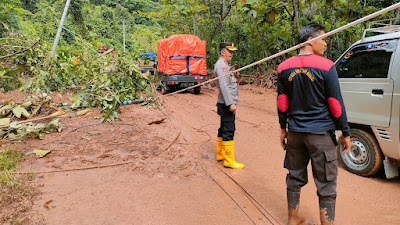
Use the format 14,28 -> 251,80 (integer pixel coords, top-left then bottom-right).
336,25 -> 400,179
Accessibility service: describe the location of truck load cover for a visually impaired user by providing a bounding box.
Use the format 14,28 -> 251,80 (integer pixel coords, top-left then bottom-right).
139,52 -> 156,68
157,34 -> 207,76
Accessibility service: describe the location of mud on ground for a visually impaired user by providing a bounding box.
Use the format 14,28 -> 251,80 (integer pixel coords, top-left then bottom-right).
1,85 -> 400,225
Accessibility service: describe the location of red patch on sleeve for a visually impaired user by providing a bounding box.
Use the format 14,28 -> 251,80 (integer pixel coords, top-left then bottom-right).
277,94 -> 289,112
328,97 -> 342,118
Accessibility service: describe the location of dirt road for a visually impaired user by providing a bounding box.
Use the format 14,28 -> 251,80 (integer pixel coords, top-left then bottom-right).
3,85 -> 400,224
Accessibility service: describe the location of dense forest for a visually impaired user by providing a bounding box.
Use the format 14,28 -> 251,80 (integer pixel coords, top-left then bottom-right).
1,0 -> 399,120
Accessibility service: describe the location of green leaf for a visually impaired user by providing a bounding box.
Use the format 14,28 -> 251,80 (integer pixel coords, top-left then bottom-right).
0,105 -> 13,116
112,111 -> 118,119
246,0 -> 258,4
31,149 -> 51,158
11,8 -> 34,16
105,80 -> 111,87
98,117 -> 105,123
30,103 -> 43,118
12,106 -> 30,118
248,9 -> 257,18
9,122 -> 17,129
20,101 -> 32,108
0,118 -> 11,126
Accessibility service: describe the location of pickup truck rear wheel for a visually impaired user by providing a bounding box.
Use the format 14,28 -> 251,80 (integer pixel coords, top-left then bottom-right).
193,86 -> 201,94
338,129 -> 383,176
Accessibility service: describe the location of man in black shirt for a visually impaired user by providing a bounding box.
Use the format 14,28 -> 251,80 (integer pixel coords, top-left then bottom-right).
277,24 -> 352,225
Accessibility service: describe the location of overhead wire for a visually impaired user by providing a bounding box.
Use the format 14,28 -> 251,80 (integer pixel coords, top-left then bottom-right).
59,25 -> 99,54
155,2 -> 400,99
143,4 -> 400,224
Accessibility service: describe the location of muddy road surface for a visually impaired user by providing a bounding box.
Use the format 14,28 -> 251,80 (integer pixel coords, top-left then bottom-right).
2,85 -> 400,225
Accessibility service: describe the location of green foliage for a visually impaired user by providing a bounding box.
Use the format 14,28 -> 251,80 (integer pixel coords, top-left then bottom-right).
0,147 -> 35,225
70,0 -> 87,36
17,41 -> 153,121
0,66 -> 23,92
1,0 -> 399,122
159,0 -> 398,74
0,1 -> 160,122
21,0 -> 39,13
132,25 -> 162,53
0,0 -> 33,37
0,147 -> 23,172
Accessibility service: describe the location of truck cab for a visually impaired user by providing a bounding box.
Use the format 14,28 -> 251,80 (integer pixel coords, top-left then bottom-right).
139,52 -> 157,75
335,25 -> 400,179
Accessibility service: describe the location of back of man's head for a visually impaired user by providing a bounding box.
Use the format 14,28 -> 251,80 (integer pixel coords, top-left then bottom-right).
298,23 -> 325,44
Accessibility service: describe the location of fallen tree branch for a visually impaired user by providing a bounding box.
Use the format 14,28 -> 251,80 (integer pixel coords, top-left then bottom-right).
13,161 -> 137,174
148,118 -> 166,125
0,106 -> 66,129
0,42 -> 39,60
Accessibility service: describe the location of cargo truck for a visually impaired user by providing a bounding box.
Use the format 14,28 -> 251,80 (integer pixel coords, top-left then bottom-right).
157,35 -> 207,94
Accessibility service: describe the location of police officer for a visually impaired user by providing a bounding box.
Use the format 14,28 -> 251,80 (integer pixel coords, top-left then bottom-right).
214,42 -> 244,169
277,24 -> 352,225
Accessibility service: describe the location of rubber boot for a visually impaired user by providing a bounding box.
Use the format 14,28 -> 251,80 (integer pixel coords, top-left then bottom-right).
319,200 -> 335,225
216,137 -> 224,162
287,190 -> 301,225
222,140 -> 244,169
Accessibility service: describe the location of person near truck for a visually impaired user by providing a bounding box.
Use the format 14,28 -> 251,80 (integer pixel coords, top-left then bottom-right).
277,24 -> 352,225
214,42 -> 244,169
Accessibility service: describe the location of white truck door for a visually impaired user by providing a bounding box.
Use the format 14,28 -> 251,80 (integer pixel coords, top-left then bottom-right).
336,40 -> 397,127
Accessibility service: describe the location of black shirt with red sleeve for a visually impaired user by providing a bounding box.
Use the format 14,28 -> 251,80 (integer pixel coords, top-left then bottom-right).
277,54 -> 350,137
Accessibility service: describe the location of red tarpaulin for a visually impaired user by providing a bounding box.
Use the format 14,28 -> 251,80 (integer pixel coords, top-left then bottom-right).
157,34 -> 207,76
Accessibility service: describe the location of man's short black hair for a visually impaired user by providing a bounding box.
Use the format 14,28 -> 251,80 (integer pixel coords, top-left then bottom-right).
298,23 -> 325,43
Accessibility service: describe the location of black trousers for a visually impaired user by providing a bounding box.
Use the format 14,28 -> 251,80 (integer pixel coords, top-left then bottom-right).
217,103 -> 235,141
284,131 -> 338,201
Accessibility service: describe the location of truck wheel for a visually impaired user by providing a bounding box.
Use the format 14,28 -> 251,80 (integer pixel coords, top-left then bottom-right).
338,129 -> 383,176
194,86 -> 201,94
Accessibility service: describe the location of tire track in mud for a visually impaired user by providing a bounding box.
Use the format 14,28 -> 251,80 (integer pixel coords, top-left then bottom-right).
162,85 -> 400,225
162,91 -> 284,225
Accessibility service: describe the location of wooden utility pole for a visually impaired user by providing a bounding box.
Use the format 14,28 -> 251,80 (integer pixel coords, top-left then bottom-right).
51,0 -> 72,57
123,20 -> 126,52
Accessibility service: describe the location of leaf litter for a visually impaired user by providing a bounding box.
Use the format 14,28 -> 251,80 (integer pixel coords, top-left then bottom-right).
0,94 -> 65,140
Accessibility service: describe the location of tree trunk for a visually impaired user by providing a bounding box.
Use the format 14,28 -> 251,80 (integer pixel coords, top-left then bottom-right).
291,0 -> 300,46
291,0 -> 300,33
251,16 -> 267,78
251,17 -> 267,57
219,1 -> 225,33
193,12 -> 199,36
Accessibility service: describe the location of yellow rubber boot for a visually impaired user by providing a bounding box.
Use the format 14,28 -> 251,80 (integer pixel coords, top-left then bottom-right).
216,137 -> 224,162
222,140 -> 244,169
